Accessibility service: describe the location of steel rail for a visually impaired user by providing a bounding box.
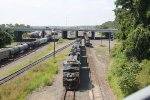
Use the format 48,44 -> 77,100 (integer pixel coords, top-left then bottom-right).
63,90 -> 76,100
0,41 -> 75,85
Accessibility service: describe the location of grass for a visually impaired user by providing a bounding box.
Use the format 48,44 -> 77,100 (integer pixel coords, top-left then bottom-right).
108,58 -> 124,100
0,48 -> 70,100
0,44 -> 53,78
57,38 -> 65,44
6,42 -> 18,47
0,40 -> 68,78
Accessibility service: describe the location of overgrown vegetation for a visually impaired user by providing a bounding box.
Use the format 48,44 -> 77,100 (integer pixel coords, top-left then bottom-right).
109,0 -> 150,99
0,49 -> 70,100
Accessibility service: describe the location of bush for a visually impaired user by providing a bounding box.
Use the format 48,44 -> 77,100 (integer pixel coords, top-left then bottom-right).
109,45 -> 142,98
137,60 -> 150,88
125,26 -> 150,60
111,44 -> 124,58
117,58 -> 141,96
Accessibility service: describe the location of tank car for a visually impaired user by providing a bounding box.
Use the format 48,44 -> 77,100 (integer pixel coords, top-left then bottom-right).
0,48 -> 10,61
9,46 -> 20,57
17,43 -> 28,53
63,55 -> 81,90
38,38 -> 48,45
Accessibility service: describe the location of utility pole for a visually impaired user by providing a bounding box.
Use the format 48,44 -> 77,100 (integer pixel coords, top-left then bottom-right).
109,32 -> 111,54
53,29 -> 56,58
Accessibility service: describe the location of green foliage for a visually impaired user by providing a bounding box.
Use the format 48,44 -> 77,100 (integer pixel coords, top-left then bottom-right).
137,60 -> 150,88
0,30 -> 12,48
109,45 -> 142,98
0,24 -> 5,29
109,1 -> 150,99
6,23 -> 30,28
125,26 -> 150,60
96,21 -> 118,29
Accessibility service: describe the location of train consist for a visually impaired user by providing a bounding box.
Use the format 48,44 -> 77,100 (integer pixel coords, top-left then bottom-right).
63,38 -> 82,90
0,31 -> 61,62
0,37 -> 50,62
27,31 -> 61,40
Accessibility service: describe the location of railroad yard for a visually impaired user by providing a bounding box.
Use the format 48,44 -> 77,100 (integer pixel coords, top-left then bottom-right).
24,39 -> 117,100
1,0 -> 150,99
0,33 -> 117,100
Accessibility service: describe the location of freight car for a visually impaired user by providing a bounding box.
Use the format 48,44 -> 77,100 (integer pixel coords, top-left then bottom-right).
51,32 -> 61,40
27,31 -> 41,38
0,37 -> 50,62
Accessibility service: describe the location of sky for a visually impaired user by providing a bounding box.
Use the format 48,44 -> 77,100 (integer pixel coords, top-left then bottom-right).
0,0 -> 115,26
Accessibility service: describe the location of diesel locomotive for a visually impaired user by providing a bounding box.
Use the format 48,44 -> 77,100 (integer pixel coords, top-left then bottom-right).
63,38 -> 82,90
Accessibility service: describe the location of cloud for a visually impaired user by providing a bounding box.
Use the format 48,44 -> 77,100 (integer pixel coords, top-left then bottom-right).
0,0 -> 115,26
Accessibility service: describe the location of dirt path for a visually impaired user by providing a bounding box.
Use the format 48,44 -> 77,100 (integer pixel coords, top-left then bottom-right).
90,40 -> 117,100
26,61 -> 64,100
0,40 -> 72,77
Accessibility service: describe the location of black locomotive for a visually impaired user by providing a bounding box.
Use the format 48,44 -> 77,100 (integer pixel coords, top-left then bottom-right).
63,38 -> 82,90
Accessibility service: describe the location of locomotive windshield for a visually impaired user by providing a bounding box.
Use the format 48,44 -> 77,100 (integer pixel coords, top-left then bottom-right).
64,63 -> 79,69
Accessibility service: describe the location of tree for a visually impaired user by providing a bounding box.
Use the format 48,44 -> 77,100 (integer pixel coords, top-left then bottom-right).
115,0 -> 150,60
0,30 -> 12,48
96,21 -> 118,29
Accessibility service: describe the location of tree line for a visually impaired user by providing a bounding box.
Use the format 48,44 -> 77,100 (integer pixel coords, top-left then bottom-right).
109,0 -> 150,99
0,23 -> 31,48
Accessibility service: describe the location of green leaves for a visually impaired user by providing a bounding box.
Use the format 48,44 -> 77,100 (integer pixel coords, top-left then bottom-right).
109,0 -> 150,98
0,31 -> 12,48
125,26 -> 150,60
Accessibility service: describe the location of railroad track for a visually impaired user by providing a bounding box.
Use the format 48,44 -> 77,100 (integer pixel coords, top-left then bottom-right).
0,41 -> 75,85
62,89 -> 76,100
0,42 -> 50,68
87,47 -> 104,100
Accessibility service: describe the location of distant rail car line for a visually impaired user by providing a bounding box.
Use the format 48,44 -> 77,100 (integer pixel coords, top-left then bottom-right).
0,31 -> 61,67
